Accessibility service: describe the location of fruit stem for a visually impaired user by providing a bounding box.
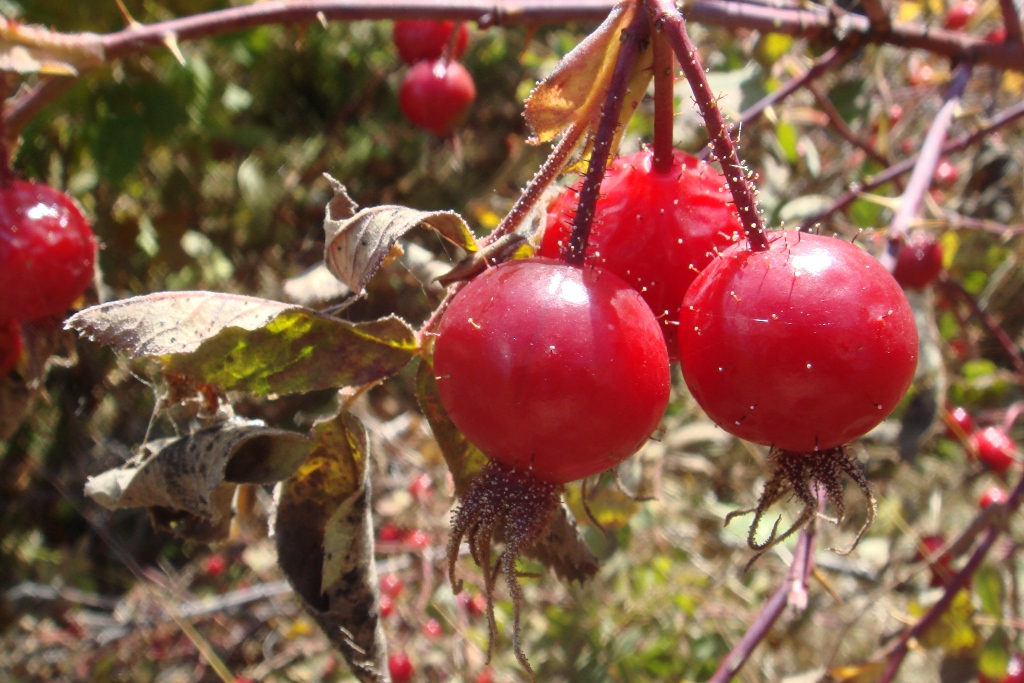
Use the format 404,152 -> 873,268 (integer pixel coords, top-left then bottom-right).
651,28 -> 675,175
442,21 -> 464,62
644,0 -> 768,252
882,61 -> 971,266
563,9 -> 650,267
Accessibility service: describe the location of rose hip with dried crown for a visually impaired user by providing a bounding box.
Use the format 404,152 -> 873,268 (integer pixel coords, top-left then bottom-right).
540,149 -> 742,358
0,181 -> 96,321
393,20 -> 468,65
399,60 -> 476,137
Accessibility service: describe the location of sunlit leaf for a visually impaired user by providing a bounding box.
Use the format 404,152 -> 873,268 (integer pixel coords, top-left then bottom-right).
979,627 -> 1012,680
827,660 -> 886,682
322,174 -> 478,297
275,410 -> 387,682
565,480 -> 639,531
975,564 -> 1004,619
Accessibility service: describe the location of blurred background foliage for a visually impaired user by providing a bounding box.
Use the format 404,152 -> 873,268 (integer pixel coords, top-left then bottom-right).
2,0 -> 1024,681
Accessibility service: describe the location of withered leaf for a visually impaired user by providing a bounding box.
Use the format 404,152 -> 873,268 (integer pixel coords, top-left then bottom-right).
275,410 -> 387,682
322,174 -> 478,297
85,419 -> 310,542
523,0 -> 642,144
67,292 -> 418,398
0,18 -> 104,75
415,356 -> 598,583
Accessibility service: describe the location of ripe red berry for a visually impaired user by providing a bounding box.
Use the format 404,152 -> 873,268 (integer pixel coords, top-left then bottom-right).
987,26 -> 1008,43
388,653 -> 414,683
679,231 -> 918,453
399,60 -> 476,137
540,149 -> 742,358
918,534 -> 953,587
203,554 -> 228,578
380,573 -> 404,598
406,529 -> 431,549
970,426 -> 1017,474
409,472 -> 433,502
379,594 -> 395,618
979,485 -> 1009,509
475,668 -> 497,683
378,524 -> 404,542
892,231 -> 944,290
934,158 -> 959,187
393,20 -> 469,65
944,0 -> 978,29
434,259 -> 670,484
0,319 -> 22,377
980,653 -> 1024,683
946,406 -> 976,439
422,618 -> 443,638
0,181 -> 96,321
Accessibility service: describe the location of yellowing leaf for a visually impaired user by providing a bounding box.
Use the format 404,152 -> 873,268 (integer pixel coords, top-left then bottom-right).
565,480 -> 639,531
523,0 -> 640,143
1002,70 -> 1024,94
827,660 -> 886,683
898,0 -> 924,20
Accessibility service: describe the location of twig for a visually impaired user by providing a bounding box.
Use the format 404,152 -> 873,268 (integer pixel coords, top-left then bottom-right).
651,28 -> 675,174
646,0 -> 768,250
799,98 -> 1024,230
808,82 -> 892,172
707,510 -> 819,683
563,10 -> 650,265
938,275 -> 1024,378
998,0 -> 1024,43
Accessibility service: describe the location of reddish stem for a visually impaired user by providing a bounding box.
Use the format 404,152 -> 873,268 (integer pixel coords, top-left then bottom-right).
563,10 -> 650,266
998,0 -> 1024,43
645,0 -> 768,251
938,275 -> 1024,379
651,28 -> 675,174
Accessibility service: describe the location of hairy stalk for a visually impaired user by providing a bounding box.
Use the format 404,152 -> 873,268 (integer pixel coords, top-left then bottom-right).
645,0 -> 768,251
651,28 -> 675,174
563,10 -> 650,266
799,98 -> 1024,231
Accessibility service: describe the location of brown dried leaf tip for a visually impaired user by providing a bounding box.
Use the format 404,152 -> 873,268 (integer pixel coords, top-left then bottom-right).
446,460 -> 563,678
726,446 -> 877,570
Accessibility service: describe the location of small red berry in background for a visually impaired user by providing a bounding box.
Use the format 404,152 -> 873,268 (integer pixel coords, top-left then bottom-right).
541,149 -> 742,358
970,426 -> 1017,474
406,529 -> 430,549
379,594 -> 395,618
946,406 -> 976,439
918,534 -> 954,587
399,60 -> 476,137
393,20 -> 468,65
934,157 -> 959,187
388,652 -> 414,683
434,259 -> 670,484
944,0 -> 978,29
458,592 -> 487,618
0,319 -> 22,376
892,231 -> 944,290
979,486 -> 1009,509
203,554 -> 228,578
408,472 -> 433,502
987,26 -> 1008,43
378,524 -> 404,542
475,668 -> 497,683
678,231 -> 918,453
422,618 -> 443,638
0,181 -> 97,321
979,653 -> 1024,683
380,573 -> 404,598
909,62 -> 936,86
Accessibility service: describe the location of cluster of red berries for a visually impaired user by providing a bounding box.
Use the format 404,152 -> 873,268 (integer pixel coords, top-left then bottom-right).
393,20 -> 476,137
0,181 -> 97,377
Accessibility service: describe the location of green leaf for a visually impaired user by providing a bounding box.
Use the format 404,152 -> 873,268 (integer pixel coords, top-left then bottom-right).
275,410 -> 388,682
975,563 -> 1004,619
776,121 -> 799,165
979,627 -> 1012,680
849,196 -> 885,229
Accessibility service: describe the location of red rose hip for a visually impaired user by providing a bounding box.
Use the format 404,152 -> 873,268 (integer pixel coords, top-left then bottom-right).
0,181 -> 96,320
892,231 -> 944,290
434,259 -> 670,484
393,20 -> 469,65
399,60 -> 476,137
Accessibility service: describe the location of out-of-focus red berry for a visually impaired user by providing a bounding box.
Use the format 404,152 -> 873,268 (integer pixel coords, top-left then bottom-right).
379,524 -> 404,542
422,618 -> 443,638
204,554 -> 228,578
406,529 -> 430,549
476,668 -> 497,683
388,653 -> 414,683
892,231 -> 944,290
379,594 -> 395,618
970,426 -> 1017,474
458,592 -> 487,618
946,406 -> 976,439
409,472 -> 433,502
979,486 -> 1009,509
918,534 -> 954,587
987,26 -> 1008,43
380,573 -> 405,598
934,158 -> 959,187
944,0 -> 978,29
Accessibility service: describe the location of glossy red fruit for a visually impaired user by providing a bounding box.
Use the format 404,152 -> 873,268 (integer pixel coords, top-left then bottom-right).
944,0 -> 978,29
388,653 -> 414,683
540,149 -> 742,358
459,592 -> 487,618
422,618 -> 443,638
970,426 -> 1016,474
379,594 -> 395,618
393,20 -> 469,65
934,158 -> 959,187
0,319 -> 22,377
434,259 -> 670,484
979,485 -> 1009,509
378,524 -> 404,542
892,231 -> 944,290
399,60 -> 476,137
476,668 -> 497,683
918,534 -> 953,587
406,529 -> 430,549
380,573 -> 404,598
946,406 -> 976,439
679,231 -> 918,453
0,181 -> 96,321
